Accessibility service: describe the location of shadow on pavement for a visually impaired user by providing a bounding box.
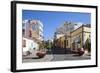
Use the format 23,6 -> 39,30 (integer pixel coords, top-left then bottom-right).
47,48 -> 72,54
23,57 -> 40,59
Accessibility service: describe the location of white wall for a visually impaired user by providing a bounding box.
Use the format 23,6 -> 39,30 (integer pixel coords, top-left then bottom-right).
0,0 -> 99,73
23,38 -> 39,52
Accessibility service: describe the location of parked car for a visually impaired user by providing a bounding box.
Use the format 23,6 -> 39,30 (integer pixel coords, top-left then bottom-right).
36,49 -> 46,58
77,48 -> 85,56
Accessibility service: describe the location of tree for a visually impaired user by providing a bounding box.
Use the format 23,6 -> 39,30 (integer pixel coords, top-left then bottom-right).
84,38 -> 91,52
44,40 -> 53,49
39,41 -> 44,50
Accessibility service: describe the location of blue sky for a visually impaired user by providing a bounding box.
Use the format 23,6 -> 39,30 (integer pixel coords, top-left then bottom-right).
22,10 -> 91,40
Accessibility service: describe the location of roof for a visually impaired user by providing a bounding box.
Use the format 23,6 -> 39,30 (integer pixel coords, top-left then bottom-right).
71,24 -> 91,33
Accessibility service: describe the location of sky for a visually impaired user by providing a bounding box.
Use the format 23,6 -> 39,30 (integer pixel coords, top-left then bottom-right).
22,10 -> 91,40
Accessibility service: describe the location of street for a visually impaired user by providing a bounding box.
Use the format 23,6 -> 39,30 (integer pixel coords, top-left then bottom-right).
22,53 -> 91,63
51,54 -> 90,61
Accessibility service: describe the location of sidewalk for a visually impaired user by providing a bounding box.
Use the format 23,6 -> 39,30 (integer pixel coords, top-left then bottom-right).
22,54 -> 54,63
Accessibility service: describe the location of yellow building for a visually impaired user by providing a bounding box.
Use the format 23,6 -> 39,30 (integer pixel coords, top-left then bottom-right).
60,36 -> 65,48
54,36 -> 65,48
54,25 -> 91,52
54,34 -> 71,49
71,25 -> 91,51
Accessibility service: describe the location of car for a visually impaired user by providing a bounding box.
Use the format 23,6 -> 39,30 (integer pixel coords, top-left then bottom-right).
36,49 -> 46,58
77,48 -> 85,56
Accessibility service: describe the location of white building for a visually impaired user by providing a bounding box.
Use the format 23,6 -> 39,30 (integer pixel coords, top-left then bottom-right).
22,19 -> 43,55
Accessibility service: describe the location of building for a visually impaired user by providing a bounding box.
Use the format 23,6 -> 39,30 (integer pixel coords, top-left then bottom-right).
22,19 -> 43,55
54,21 -> 91,52
71,24 -> 91,51
54,22 -> 81,49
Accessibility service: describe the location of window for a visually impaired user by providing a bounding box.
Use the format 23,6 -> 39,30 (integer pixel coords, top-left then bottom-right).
29,30 -> 32,37
22,40 -> 26,47
32,24 -> 38,31
66,40 -> 68,46
31,43 -> 33,47
22,23 -> 25,28
89,35 -> 91,37
22,29 -> 25,36
40,34 -> 43,37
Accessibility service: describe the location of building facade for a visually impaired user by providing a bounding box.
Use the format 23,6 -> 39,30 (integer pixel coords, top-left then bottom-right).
54,21 -> 91,52
22,19 -> 43,55
71,25 -> 91,51
54,22 -> 81,49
